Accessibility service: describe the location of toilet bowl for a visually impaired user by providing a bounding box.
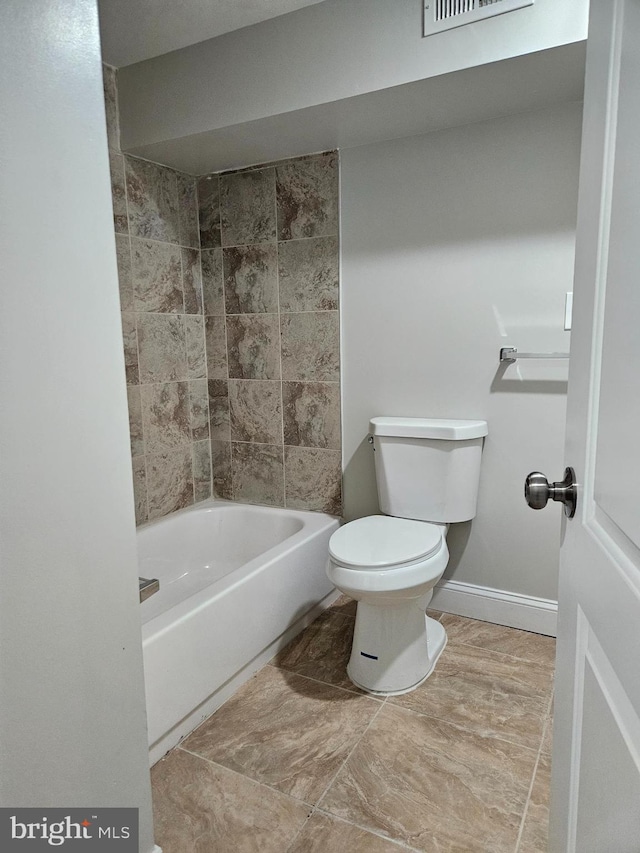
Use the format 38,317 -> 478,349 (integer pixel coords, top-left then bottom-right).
328,416 -> 488,696
328,515 -> 449,695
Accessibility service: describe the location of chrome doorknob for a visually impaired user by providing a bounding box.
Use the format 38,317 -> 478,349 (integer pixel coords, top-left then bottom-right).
524,467 -> 577,518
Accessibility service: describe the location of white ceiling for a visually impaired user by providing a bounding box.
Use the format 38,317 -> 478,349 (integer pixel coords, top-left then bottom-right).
98,0 -> 328,67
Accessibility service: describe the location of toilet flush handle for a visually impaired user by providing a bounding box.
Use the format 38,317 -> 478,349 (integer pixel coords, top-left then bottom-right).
524,468 -> 577,518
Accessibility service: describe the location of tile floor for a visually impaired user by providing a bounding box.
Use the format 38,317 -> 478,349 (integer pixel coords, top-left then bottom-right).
151,598 -> 555,853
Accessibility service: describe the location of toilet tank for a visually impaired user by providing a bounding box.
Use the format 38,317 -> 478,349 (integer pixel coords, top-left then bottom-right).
370,417 -> 488,523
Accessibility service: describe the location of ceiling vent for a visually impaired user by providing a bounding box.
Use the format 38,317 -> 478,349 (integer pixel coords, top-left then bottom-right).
423,0 -> 534,37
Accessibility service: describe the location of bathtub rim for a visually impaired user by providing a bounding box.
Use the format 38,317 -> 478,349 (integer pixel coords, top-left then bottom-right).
139,498 -> 341,638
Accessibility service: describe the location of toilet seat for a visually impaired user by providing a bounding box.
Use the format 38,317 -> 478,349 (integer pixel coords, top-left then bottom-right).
326,513 -> 450,693
329,515 -> 444,571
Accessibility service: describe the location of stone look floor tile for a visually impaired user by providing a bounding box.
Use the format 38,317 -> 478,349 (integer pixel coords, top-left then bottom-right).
330,594 -> 358,619
287,812 -> 409,853
276,603 -> 446,692
273,610 -> 359,693
439,613 -> 557,667
388,642 -> 553,751
181,665 -> 381,805
150,612 -> 556,852
518,752 -> 551,853
320,703 -> 537,853
152,748 -> 309,853
541,712 -> 553,755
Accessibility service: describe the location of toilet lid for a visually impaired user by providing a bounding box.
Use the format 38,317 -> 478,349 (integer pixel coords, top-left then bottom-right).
329,515 -> 444,569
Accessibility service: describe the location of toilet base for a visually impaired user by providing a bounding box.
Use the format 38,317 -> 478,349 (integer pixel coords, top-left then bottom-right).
347,601 -> 447,696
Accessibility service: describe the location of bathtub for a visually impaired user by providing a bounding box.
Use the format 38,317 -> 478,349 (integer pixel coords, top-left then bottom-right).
138,499 -> 340,765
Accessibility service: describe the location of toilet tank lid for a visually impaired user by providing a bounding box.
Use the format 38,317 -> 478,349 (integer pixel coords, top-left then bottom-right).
370,417 -> 488,440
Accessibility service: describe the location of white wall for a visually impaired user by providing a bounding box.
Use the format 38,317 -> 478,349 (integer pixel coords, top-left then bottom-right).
117,0 -> 587,173
340,103 -> 583,607
0,2 -> 155,849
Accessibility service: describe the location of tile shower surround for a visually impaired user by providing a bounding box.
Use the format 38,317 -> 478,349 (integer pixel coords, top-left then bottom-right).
105,64 -> 211,523
199,153 -> 341,513
104,64 -> 341,521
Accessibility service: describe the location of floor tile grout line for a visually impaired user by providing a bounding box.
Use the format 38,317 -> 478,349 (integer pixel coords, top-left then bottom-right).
175,744 -> 316,810
271,615 -> 552,752
380,700 -> 546,755
282,810 -> 317,853
157,607 -> 555,850
513,701 -> 551,853
265,662 -> 384,702
313,696 -> 388,811
268,655 -> 549,745
540,691 -> 554,756
513,751 -> 543,853
443,637 -> 556,670
312,807 -> 426,853
175,739 -> 425,853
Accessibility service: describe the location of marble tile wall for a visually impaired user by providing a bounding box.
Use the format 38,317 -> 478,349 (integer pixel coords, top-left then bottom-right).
199,152 -> 342,514
104,64 -> 211,524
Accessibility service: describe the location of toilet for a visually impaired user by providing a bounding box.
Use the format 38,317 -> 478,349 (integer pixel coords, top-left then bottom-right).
327,416 -> 488,696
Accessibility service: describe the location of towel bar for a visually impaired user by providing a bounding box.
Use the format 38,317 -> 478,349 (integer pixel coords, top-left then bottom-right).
139,577 -> 159,603
500,347 -> 569,363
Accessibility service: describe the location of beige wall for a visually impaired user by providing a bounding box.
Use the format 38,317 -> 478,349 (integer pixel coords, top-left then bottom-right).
116,0 -> 588,172
1,5 -> 154,848
340,103 -> 583,602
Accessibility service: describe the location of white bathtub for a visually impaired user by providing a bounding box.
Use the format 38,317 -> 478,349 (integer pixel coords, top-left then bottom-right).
138,499 -> 340,765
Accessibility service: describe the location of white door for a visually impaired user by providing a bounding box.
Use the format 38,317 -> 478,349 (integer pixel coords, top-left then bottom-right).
548,1 -> 640,850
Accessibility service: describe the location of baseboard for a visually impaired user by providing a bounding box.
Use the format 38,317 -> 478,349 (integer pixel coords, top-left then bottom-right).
431,579 -> 557,637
